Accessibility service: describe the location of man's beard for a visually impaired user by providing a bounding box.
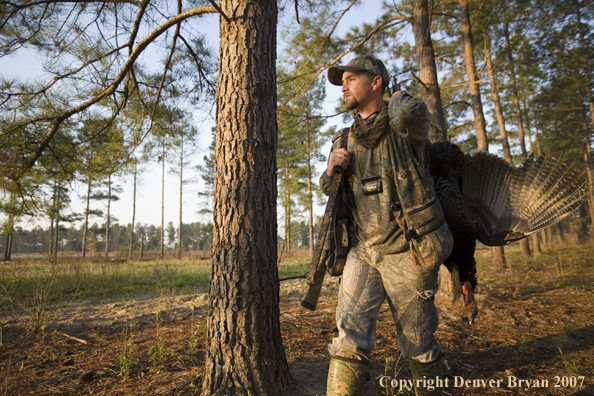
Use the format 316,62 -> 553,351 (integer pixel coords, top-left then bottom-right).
344,95 -> 359,110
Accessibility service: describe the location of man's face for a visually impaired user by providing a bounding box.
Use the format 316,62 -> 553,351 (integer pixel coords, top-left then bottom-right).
341,71 -> 380,111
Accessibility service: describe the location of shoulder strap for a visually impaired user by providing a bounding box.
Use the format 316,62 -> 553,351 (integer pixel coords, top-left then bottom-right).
340,127 -> 349,149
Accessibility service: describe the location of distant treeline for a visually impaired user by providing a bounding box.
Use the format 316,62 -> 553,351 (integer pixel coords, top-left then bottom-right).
0,221 -> 213,255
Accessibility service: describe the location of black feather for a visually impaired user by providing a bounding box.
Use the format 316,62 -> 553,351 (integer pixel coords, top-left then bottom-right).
428,141 -> 587,295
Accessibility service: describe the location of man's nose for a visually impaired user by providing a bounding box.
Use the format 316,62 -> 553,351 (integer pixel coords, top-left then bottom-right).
341,84 -> 347,93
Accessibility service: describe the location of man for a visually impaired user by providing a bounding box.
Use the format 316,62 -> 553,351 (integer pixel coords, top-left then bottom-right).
321,55 -> 453,396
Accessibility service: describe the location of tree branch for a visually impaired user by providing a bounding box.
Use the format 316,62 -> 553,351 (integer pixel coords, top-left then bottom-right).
17,4 -> 218,179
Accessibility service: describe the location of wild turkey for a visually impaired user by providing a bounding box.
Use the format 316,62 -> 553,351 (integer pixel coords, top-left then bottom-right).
429,141 -> 587,325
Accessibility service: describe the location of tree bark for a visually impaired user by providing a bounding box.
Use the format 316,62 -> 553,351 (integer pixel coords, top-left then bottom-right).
579,92 -> 594,223
306,131 -> 314,258
3,216 -> 13,262
201,0 -> 292,393
105,174 -> 111,261
129,164 -> 137,261
503,24 -> 531,258
82,179 -> 91,259
160,141 -> 165,260
576,0 -> 594,132
484,30 -> 513,163
178,139 -> 183,260
54,187 -> 60,264
4,233 -> 12,261
412,0 -> 447,142
504,23 -> 528,161
459,0 -> 487,151
49,181 -> 58,261
140,234 -> 144,261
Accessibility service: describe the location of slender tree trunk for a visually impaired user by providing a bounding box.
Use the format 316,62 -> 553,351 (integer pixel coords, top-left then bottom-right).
579,92 -> 594,223
521,95 -> 534,154
557,222 -> 565,246
504,23 -> 528,161
49,181 -> 57,260
306,132 -> 314,258
459,0 -> 487,150
412,0 -> 447,142
54,204 -> 60,264
503,24 -> 531,258
286,190 -> 291,255
4,233 -> 12,261
82,179 -> 91,259
3,215 -> 13,262
140,234 -> 144,261
575,0 -> 594,133
160,141 -> 165,260
105,174 -> 111,261
129,164 -> 137,261
202,0 -> 292,393
484,31 -> 513,163
484,31 -> 509,265
178,140 -> 183,260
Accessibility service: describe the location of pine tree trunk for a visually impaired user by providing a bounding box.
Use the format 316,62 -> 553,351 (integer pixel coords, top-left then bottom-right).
53,183 -> 61,263
54,205 -> 60,264
178,140 -> 183,260
459,0 -> 487,150
484,30 -> 513,163
201,0 -> 292,393
4,233 -> 12,261
49,181 -> 57,261
306,129 -> 314,258
543,227 -> 550,250
412,0 -> 447,142
3,234 -> 9,261
286,194 -> 291,255
521,95 -> 534,154
504,24 -> 531,258
504,23 -> 528,161
579,92 -> 594,224
520,238 -> 531,258
161,142 -> 165,260
491,246 -> 506,268
576,1 -> 594,133
129,166 -> 137,261
140,234 -> 144,261
557,223 -> 565,245
105,174 -> 111,261
83,179 -> 91,259
3,217 -> 13,261
531,234 -> 541,256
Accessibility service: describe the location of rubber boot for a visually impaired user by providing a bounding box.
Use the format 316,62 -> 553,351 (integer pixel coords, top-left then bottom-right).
326,358 -> 368,396
410,354 -> 444,396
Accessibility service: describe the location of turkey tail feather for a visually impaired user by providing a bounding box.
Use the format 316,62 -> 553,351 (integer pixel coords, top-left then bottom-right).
461,151 -> 586,246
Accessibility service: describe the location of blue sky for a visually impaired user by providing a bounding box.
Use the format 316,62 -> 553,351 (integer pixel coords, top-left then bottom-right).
0,2 -> 388,234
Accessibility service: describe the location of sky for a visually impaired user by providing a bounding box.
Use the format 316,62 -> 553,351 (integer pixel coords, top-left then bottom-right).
0,2 -> 390,233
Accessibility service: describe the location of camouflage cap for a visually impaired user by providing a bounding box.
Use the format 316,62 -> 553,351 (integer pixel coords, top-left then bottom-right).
327,55 -> 390,87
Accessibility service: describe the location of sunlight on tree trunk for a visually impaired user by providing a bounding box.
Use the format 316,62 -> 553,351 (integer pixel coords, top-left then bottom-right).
201,0 -> 292,394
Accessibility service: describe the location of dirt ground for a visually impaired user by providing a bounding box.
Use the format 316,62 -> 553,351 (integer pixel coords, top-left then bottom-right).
1,247 -> 593,395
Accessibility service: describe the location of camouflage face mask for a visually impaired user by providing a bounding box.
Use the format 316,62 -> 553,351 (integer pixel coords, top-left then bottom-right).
352,104 -> 389,149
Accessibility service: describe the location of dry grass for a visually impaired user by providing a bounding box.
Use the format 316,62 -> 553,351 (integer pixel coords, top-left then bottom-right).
0,245 -> 593,395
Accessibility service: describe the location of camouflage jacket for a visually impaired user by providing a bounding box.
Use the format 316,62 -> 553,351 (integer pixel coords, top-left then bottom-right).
320,92 -> 439,256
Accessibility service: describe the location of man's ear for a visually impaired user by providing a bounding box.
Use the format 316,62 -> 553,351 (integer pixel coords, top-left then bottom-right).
372,75 -> 383,91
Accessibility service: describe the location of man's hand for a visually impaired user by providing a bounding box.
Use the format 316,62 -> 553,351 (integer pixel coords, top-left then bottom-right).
390,90 -> 405,98
326,148 -> 353,177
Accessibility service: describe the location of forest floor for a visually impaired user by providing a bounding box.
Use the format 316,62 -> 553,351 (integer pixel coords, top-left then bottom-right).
0,245 -> 593,395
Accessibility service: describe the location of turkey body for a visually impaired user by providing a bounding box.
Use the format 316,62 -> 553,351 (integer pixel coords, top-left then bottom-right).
428,141 -> 587,323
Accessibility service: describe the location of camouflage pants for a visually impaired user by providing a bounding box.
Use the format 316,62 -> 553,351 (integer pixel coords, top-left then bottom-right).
328,246 -> 441,364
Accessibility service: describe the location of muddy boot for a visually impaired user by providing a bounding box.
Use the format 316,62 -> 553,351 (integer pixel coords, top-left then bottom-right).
326,357 -> 368,396
410,354 -> 444,396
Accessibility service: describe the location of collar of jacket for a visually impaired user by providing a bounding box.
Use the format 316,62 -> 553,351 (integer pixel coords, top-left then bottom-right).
351,103 -> 389,149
